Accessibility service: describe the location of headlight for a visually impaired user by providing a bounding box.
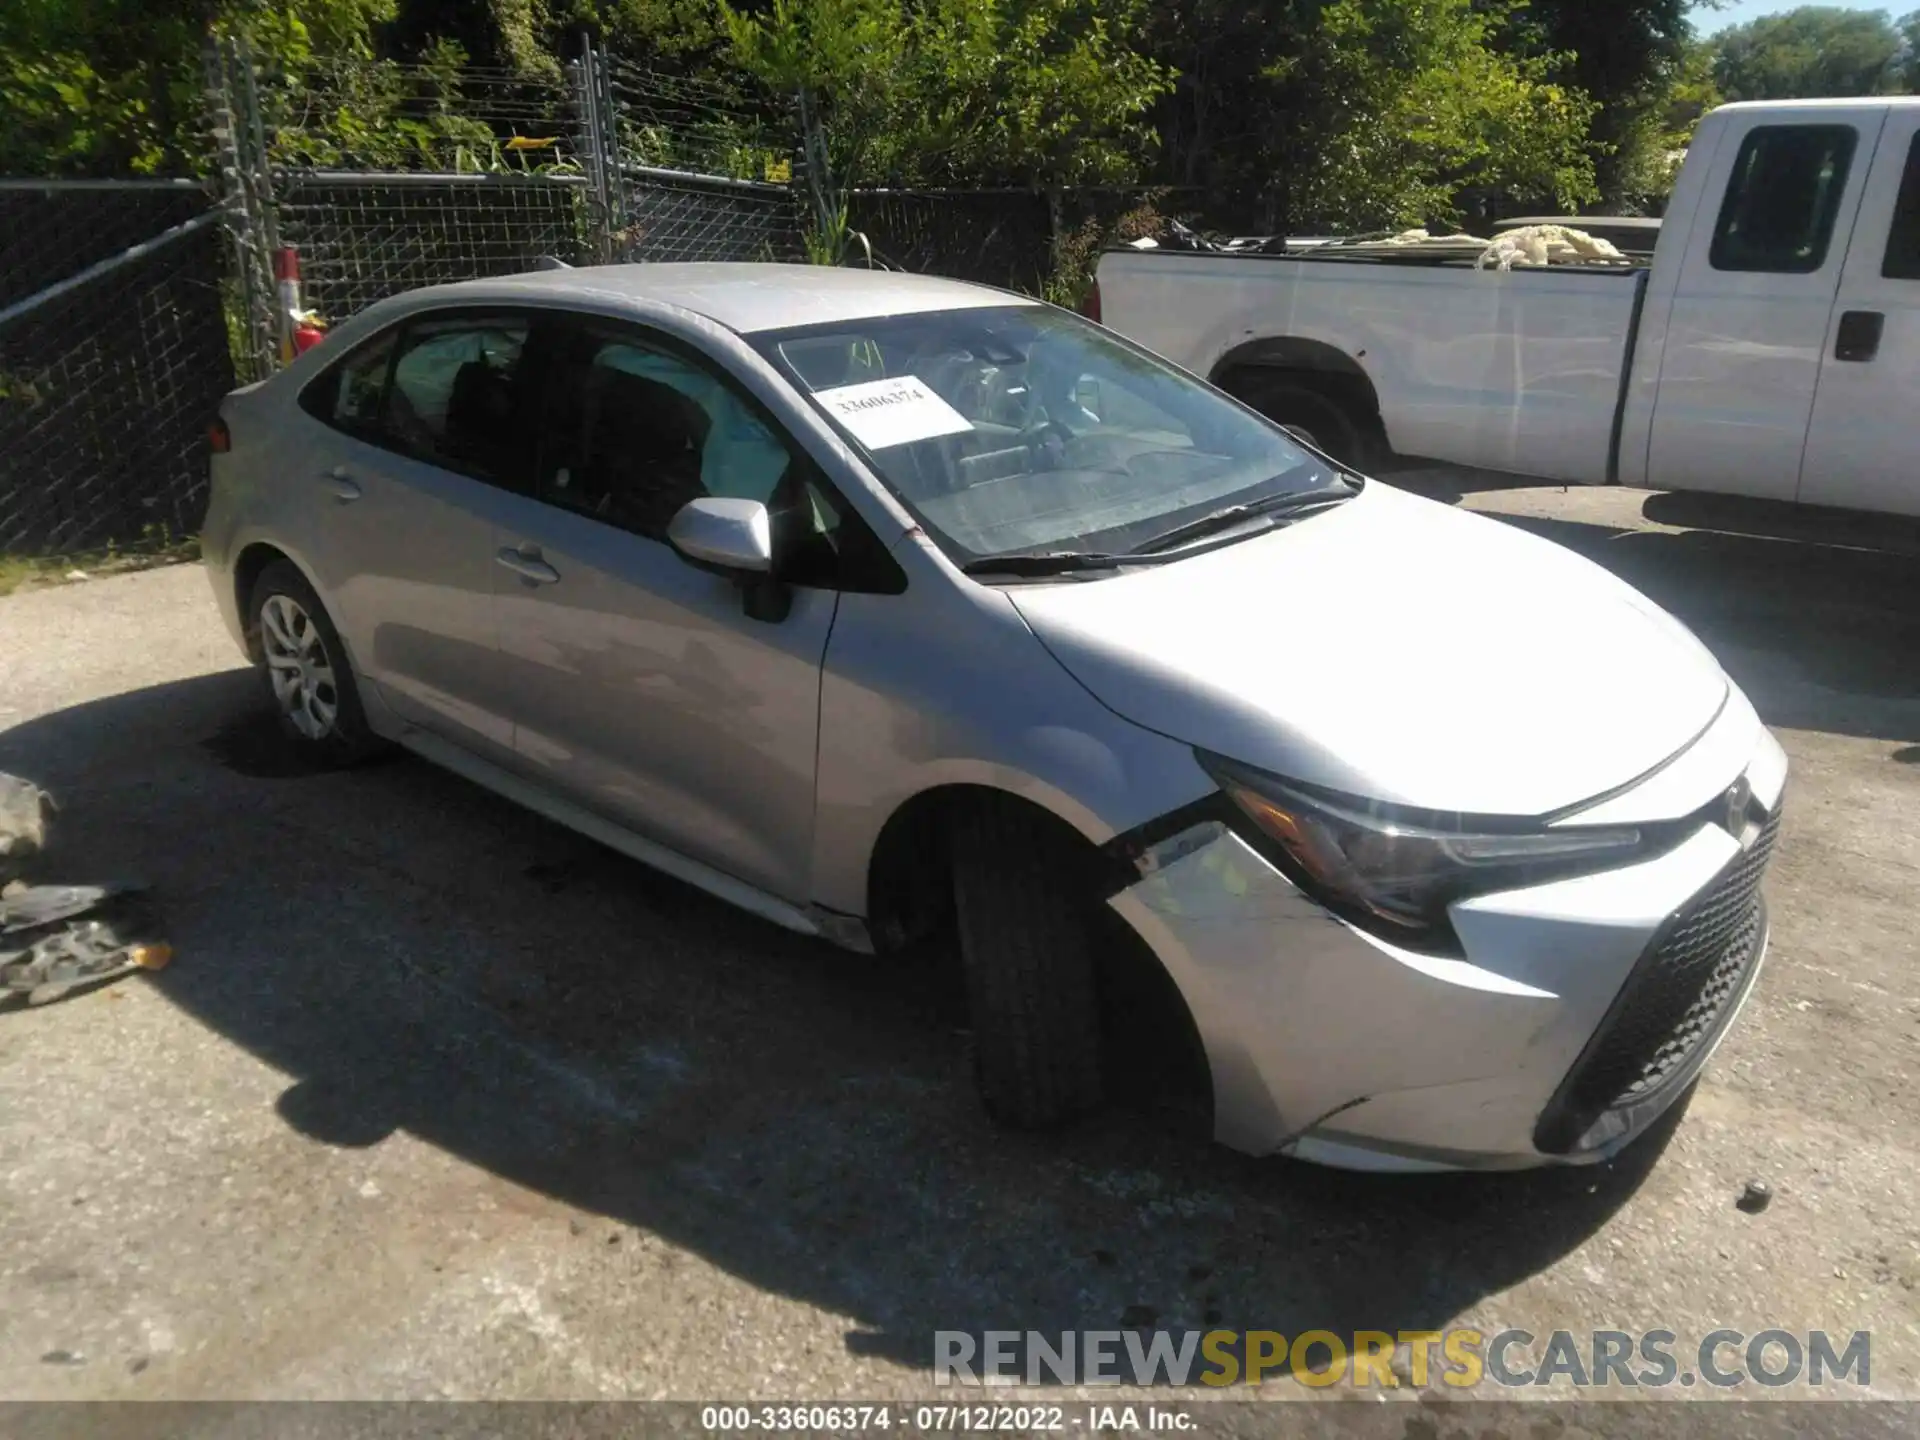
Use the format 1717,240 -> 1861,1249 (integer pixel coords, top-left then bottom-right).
1200,753 -> 1646,947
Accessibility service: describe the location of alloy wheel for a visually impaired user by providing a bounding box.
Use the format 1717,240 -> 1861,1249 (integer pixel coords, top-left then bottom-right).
259,593 -> 339,740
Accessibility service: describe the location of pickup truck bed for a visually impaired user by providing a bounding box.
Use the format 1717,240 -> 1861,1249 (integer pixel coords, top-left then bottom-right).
1099,248 -> 1649,486
1099,98 -> 1920,520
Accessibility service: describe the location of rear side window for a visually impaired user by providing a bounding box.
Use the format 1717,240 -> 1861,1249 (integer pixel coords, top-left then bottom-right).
385,317 -> 530,480
1883,134 -> 1920,281
1710,125 -> 1858,274
299,330 -> 395,433
300,313 -> 533,488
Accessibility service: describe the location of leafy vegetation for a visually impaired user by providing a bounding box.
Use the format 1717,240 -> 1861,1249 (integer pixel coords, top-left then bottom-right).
0,523 -> 200,598
719,0 -> 1171,259
1708,6 -> 1917,102
8,2 -> 1920,251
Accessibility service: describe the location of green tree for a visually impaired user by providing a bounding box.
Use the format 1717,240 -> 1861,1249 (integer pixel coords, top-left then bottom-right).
1598,32 -> 1723,211
1898,9 -> 1920,90
0,0 -> 395,175
1148,0 -> 1597,234
1502,0 -> 1693,206
1710,6 -> 1905,101
721,0 -> 1171,257
1287,0 -> 1599,231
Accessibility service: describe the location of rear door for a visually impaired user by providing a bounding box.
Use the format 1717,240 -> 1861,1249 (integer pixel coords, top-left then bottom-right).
1644,108 -> 1883,502
1797,109 -> 1920,516
295,309 -> 544,764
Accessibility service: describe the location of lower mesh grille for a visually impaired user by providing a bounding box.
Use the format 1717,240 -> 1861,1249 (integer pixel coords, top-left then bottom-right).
1537,805 -> 1781,1154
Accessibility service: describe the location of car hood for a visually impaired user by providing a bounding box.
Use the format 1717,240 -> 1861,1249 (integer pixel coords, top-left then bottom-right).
1008,481 -> 1728,817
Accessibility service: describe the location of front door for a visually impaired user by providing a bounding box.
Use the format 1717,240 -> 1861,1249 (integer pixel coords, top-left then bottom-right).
1798,111 -> 1920,517
1645,108 -> 1883,502
493,317 -> 839,902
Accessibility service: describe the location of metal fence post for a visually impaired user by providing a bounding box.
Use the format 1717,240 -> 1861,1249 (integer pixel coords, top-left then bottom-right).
203,32 -> 275,380
568,47 -> 607,263
570,37 -> 627,263
591,40 -> 630,257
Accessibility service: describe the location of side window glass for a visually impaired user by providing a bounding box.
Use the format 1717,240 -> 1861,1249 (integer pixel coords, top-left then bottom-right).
384,317 -> 530,482
538,333 -> 797,541
1883,134 -> 1920,281
300,329 -> 395,432
1711,125 -> 1858,274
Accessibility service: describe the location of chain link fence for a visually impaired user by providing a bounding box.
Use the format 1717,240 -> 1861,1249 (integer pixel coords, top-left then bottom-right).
0,181 -> 235,556
2,35 -> 1173,560
275,172 -> 591,319
602,57 -> 806,265
846,189 -> 1058,295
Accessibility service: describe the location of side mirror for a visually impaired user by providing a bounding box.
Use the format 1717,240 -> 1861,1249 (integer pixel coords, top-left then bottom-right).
667,497 -> 773,576
1071,375 -> 1103,422
666,496 -> 789,623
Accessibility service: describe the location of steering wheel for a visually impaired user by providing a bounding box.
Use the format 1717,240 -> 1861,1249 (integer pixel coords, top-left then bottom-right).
1020,415 -> 1073,467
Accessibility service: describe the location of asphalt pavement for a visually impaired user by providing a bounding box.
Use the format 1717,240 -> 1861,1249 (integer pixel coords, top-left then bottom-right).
1,475 -> 1916,1403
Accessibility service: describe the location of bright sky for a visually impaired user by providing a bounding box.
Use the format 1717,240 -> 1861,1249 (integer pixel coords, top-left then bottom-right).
1698,0 -> 1893,34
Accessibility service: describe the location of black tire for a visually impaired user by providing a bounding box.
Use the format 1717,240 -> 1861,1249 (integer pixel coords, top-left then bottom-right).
248,559 -> 385,766
1229,375 -> 1374,469
950,794 -> 1105,1129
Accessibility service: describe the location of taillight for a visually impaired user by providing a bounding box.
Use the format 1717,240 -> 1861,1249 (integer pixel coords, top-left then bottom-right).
209,416 -> 231,454
1079,279 -> 1102,325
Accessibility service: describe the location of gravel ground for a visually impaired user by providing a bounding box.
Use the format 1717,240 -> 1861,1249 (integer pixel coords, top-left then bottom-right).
1,475 -> 1917,1407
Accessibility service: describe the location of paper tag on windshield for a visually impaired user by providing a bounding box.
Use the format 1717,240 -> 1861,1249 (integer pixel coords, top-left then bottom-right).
814,376 -> 973,449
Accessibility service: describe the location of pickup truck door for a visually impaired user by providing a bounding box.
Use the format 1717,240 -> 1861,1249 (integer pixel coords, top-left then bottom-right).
1643,107 -> 1884,503
1797,109 -> 1920,517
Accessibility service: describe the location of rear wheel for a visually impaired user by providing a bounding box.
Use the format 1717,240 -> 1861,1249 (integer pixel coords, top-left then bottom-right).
1227,375 -> 1374,469
248,560 -> 384,767
950,795 -> 1105,1129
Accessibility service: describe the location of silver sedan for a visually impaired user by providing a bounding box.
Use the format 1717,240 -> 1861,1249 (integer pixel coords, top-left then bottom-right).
202,263 -> 1784,1171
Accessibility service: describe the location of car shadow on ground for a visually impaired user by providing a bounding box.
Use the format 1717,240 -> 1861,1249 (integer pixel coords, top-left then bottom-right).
2,662 -> 1690,1383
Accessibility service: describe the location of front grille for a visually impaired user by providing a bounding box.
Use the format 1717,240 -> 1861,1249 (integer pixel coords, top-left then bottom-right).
1536,804 -> 1781,1154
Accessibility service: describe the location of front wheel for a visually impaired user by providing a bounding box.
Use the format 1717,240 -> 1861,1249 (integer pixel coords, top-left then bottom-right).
950,795 -> 1105,1130
249,560 -> 385,766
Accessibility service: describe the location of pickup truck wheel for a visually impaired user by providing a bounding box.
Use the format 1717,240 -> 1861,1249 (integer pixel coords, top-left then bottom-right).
249,560 -> 385,767
1231,378 -> 1371,468
950,795 -> 1105,1130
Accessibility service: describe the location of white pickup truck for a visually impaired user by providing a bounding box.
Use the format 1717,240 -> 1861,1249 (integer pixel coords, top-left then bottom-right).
1096,98 -> 1920,518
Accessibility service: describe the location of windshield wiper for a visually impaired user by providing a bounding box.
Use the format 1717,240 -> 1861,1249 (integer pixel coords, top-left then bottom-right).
1132,485 -> 1357,555
959,550 -> 1164,578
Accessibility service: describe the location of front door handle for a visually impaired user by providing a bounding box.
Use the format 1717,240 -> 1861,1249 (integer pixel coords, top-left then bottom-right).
1835,310 -> 1885,362
496,546 -> 560,585
322,467 -> 362,502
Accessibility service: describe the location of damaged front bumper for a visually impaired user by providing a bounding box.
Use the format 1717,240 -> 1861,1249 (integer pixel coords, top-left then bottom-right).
1107,731 -> 1788,1173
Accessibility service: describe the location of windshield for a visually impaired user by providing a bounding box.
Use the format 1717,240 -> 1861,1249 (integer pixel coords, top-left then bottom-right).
753,305 -> 1343,565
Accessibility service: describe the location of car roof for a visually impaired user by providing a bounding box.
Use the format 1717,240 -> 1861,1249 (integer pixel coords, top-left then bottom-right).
398,262 -> 1037,335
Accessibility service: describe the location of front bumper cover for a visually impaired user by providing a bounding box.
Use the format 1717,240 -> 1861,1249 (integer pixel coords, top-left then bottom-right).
1108,720 -> 1788,1173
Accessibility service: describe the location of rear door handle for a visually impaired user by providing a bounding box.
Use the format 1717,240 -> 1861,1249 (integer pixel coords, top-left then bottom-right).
321,467 -> 362,502
496,546 -> 560,585
1835,310 -> 1885,362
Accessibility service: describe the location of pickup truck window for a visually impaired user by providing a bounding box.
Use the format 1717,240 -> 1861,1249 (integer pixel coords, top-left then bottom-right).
754,305 -> 1342,566
1883,134 -> 1920,282
1710,125 -> 1858,275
